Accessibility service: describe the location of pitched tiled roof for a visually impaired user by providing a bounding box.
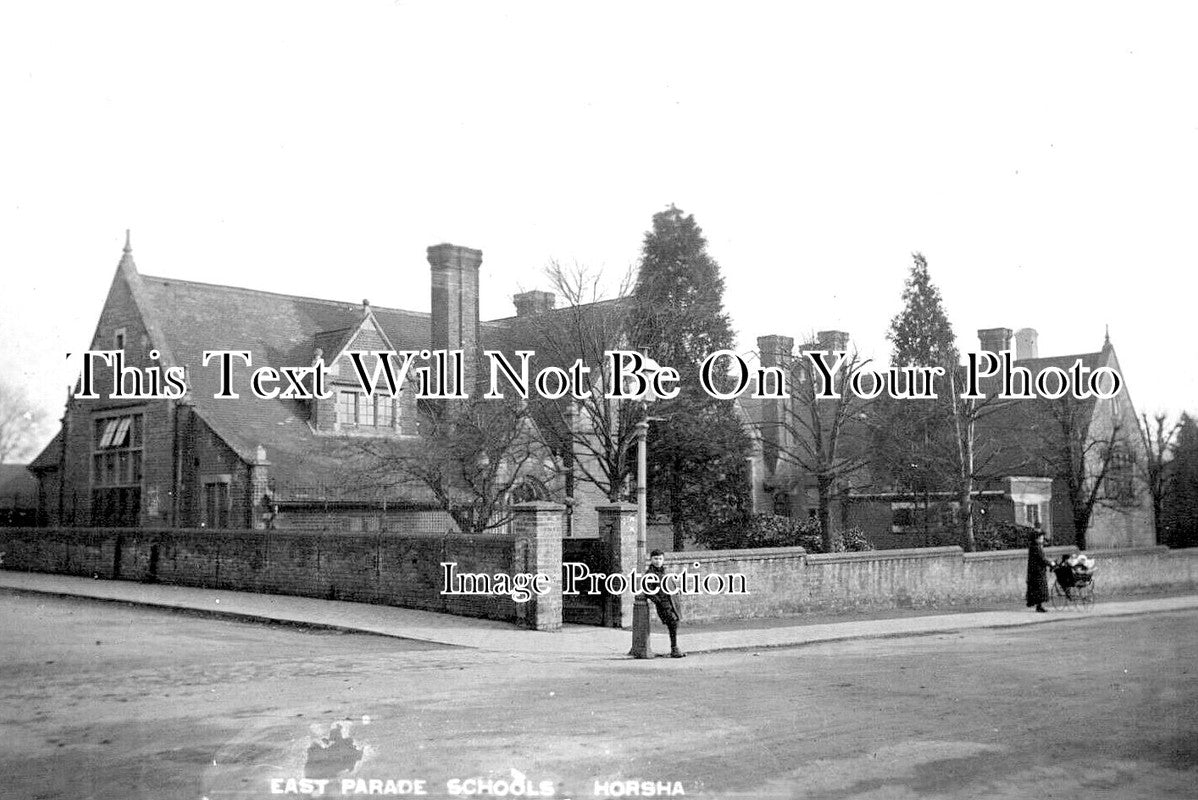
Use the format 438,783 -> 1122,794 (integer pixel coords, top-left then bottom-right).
970,349 -> 1110,478
136,275 -> 435,493
129,275 -> 630,498
482,298 -> 632,454
746,346 -> 1118,492
28,430 -> 63,472
483,297 -> 630,359
0,464 -> 38,502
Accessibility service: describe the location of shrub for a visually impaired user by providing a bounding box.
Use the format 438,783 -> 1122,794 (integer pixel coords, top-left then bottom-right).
692,513 -> 806,550
839,526 -> 875,552
973,520 -> 1037,551
694,514 -> 874,553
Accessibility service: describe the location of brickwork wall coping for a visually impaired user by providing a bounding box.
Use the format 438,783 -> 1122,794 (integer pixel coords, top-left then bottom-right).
593,503 -> 637,513
807,546 -> 963,564
0,526 -> 523,624
5,529 -> 1192,627
664,547 -> 808,563
511,502 -> 566,513
6,526 -> 517,543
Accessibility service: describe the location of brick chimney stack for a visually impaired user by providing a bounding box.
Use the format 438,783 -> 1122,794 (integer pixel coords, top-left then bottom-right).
816,330 -> 850,352
756,335 -> 794,476
1014,328 -> 1038,360
428,243 -> 483,393
977,327 -> 1013,354
513,290 -> 556,317
758,334 -> 795,370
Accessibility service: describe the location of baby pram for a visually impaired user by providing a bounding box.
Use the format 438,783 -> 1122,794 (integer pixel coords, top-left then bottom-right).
1051,553 -> 1096,609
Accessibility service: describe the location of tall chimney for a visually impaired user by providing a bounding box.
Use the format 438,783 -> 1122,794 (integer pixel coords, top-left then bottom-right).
756,335 -> 794,476
816,330 -> 850,352
1014,328 -> 1038,360
427,243 -> 483,393
758,334 -> 795,369
513,290 -> 556,317
977,327 -> 1012,354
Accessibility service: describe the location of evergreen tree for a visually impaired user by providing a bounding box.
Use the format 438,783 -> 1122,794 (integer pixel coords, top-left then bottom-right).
1139,411 -> 1182,544
634,206 -> 736,369
875,253 -> 962,543
887,253 -> 959,370
632,206 -> 752,549
1162,412 -> 1198,548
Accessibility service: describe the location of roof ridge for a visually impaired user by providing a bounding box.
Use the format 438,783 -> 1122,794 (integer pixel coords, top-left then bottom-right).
485,296 -> 629,324
139,273 -> 432,317
1014,350 -> 1103,363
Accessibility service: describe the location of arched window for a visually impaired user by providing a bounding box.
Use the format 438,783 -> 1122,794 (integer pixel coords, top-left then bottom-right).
509,476 -> 550,505
1103,447 -> 1136,506
772,491 -> 791,518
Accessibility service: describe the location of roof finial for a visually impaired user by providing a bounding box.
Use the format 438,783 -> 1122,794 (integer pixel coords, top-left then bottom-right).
124,229 -> 132,254
1104,324 -> 1110,348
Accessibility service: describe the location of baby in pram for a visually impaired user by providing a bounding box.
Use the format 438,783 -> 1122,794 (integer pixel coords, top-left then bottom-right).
1053,553 -> 1095,599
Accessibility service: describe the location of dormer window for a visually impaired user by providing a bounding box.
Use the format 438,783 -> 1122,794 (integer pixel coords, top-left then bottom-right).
336,389 -> 398,431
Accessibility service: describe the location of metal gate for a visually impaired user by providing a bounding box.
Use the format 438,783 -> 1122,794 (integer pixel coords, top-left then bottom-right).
561,538 -> 611,626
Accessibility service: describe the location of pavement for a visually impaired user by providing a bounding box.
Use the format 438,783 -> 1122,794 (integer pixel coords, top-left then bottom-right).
2,569 -> 1196,657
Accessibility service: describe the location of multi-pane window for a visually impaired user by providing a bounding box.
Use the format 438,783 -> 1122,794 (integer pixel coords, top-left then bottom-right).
1025,503 -> 1041,529
91,413 -> 143,526
772,491 -> 791,518
335,390 -> 396,430
1104,448 -> 1136,506
890,501 -> 958,534
203,479 -> 230,529
337,391 -> 357,425
93,415 -> 143,487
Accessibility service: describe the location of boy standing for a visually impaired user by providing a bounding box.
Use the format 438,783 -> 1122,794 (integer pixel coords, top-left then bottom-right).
646,549 -> 685,658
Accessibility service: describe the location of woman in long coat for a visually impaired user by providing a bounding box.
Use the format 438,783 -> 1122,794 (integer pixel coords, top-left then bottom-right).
1026,531 -> 1053,612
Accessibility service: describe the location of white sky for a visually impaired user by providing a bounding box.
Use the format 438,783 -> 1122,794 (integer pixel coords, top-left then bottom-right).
2,1 -> 1196,458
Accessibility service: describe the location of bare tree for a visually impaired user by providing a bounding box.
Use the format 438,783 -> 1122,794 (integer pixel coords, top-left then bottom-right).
1139,411 -> 1182,544
769,340 -> 874,552
871,369 -> 1010,551
0,379 -> 49,464
518,261 -> 641,503
357,397 -> 557,534
946,369 -> 1011,551
1036,395 -> 1128,550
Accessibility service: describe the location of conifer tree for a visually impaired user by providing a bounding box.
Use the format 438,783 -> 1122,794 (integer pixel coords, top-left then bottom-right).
887,253 -> 959,370
875,253 -> 962,542
632,206 -> 752,549
1162,412 -> 1198,548
1140,411 -> 1182,544
881,254 -> 1014,550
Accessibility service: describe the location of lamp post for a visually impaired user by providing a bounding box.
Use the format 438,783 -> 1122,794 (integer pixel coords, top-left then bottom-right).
627,356 -> 663,659
630,415 -> 654,658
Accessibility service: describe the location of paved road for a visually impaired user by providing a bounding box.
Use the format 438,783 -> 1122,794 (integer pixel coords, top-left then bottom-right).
1,592 -> 1194,800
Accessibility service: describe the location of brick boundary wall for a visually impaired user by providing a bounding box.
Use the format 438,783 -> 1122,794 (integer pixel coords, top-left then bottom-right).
3,525 -> 1194,628
0,526 -> 526,623
665,545 -> 1198,623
